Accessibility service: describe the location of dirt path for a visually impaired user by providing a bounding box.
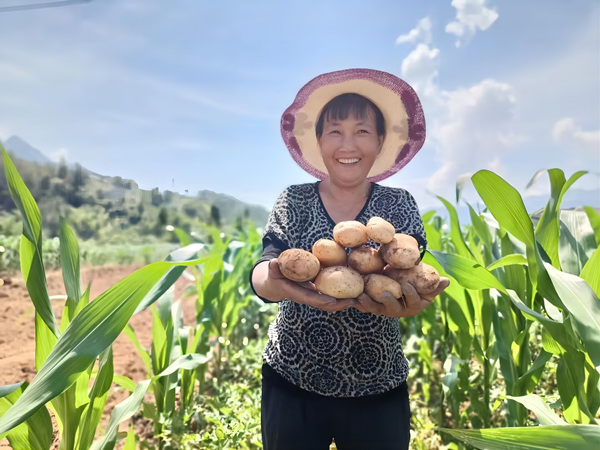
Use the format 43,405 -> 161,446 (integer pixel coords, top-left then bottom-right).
0,265 -> 196,448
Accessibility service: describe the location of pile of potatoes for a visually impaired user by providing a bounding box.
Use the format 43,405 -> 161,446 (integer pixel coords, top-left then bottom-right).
277,217 -> 441,301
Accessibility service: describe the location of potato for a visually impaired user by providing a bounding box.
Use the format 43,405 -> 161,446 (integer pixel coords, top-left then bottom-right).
347,246 -> 385,275
312,239 -> 347,267
314,266 -> 364,299
363,273 -> 403,300
333,220 -> 369,248
379,233 -> 420,269
384,262 -> 441,295
366,217 -> 395,244
278,248 -> 321,282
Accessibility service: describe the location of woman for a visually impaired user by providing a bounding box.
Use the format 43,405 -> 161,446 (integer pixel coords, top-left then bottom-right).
250,69 -> 449,450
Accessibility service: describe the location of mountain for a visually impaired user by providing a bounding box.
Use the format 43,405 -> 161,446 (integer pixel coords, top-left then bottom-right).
0,136 -> 270,232
4,135 -> 53,165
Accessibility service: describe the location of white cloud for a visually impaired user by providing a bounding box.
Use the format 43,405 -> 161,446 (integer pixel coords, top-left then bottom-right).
49,148 -> 69,163
427,79 -> 519,195
445,0 -> 499,47
396,17 -> 433,45
401,44 -> 441,96
552,118 -> 600,155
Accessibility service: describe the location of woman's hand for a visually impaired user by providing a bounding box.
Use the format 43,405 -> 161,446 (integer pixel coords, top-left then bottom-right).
253,259 -> 357,313
354,277 -> 450,318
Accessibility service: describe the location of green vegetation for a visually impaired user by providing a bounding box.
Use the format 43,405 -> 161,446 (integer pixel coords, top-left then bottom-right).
0,144 -> 599,449
0,151 -> 269,244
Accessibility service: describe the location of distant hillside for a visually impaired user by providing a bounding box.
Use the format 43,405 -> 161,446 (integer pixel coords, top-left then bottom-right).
0,138 -> 269,240
4,136 -> 52,165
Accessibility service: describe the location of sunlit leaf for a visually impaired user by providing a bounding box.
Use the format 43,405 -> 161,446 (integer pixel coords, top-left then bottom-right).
430,250 -> 506,293
90,380 -> 151,450
0,383 -> 53,450
506,394 -> 567,425
545,263 -> 600,368
440,424 -> 600,449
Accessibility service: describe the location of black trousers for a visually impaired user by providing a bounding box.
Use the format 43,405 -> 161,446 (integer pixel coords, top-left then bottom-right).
261,364 -> 411,450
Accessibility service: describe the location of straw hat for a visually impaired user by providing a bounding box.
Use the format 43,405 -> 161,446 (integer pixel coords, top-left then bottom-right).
281,68 -> 426,182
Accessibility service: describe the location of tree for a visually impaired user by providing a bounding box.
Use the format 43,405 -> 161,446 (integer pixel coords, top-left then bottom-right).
210,204 -> 221,228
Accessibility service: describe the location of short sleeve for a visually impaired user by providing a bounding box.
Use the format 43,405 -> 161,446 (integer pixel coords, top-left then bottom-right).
263,186 -> 303,250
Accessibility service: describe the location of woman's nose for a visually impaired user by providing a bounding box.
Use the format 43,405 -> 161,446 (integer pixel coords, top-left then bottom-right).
341,134 -> 357,149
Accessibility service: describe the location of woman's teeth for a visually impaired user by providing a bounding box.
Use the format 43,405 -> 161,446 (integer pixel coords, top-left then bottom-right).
338,158 -> 360,164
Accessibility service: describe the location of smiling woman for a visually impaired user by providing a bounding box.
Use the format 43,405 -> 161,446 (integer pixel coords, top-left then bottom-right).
250,68 -> 449,450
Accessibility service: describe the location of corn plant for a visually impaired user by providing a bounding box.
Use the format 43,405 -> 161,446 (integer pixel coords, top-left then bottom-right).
429,168 -> 600,448
0,147 -> 207,448
169,224 -> 263,372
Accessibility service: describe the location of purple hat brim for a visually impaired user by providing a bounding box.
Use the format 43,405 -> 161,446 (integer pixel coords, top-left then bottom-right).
281,68 -> 426,181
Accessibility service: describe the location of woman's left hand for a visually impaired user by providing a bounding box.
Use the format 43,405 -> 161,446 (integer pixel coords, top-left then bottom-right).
354,277 -> 450,318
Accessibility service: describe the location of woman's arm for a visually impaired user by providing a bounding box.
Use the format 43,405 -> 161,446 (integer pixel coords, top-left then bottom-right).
252,259 -> 357,312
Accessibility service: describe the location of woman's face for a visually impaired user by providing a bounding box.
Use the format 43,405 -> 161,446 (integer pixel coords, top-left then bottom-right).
317,111 -> 383,188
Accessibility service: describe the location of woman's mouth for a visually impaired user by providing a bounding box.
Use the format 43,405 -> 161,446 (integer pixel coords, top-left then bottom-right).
337,158 -> 360,164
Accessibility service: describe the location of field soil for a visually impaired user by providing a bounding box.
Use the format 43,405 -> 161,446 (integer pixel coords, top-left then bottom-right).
0,265 -> 197,449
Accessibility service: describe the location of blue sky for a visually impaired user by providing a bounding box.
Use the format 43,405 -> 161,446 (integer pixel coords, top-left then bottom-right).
0,0 -> 598,213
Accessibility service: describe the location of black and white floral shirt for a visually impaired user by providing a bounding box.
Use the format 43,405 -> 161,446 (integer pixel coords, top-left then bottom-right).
253,182 -> 426,397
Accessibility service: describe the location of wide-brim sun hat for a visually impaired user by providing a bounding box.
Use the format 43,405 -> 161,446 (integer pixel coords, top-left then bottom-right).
280,68 -> 426,182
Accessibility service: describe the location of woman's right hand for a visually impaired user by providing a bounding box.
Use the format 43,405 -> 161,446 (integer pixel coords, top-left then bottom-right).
253,259 -> 357,312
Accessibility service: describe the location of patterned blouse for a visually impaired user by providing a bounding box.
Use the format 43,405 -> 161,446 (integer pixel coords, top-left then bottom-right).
253,182 -> 426,397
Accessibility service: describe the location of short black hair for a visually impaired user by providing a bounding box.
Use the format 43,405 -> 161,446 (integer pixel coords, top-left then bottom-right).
315,93 -> 385,138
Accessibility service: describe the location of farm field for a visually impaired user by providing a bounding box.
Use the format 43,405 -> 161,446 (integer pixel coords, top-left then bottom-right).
1,147 -> 599,449
0,265 -> 197,449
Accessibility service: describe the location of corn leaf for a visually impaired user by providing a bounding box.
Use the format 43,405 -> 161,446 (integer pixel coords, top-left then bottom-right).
90,379 -> 152,450
123,425 -> 136,450
59,217 -> 82,319
440,424 -> 600,450
507,394 -> 567,425
472,170 -> 536,249
134,243 -> 206,314
531,168 -> 567,268
0,260 -> 198,434
583,206 -> 600,246
0,383 -> 53,450
429,250 -> 506,293
156,353 -> 211,377
3,149 -> 59,337
122,325 -> 152,378
74,347 -> 114,450
437,195 -> 473,260
486,254 -> 528,272
544,263 -> 600,369
580,248 -> 600,298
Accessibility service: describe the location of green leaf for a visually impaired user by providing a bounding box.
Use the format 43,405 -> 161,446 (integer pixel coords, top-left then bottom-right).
134,243 -> 206,314
0,260 -> 201,434
3,149 -> 59,337
156,353 -> 211,378
440,424 -> 600,450
583,206 -> 600,246
122,325 -> 152,378
436,195 -> 473,259
74,347 -> 114,450
486,254 -> 528,272
545,262 -> 600,368
472,170 -> 535,248
430,250 -> 506,293
532,168 -> 567,268
123,424 -> 136,450
580,248 -> 600,298
59,217 -> 82,321
90,379 -> 151,450
506,394 -> 567,425
0,382 -> 53,450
